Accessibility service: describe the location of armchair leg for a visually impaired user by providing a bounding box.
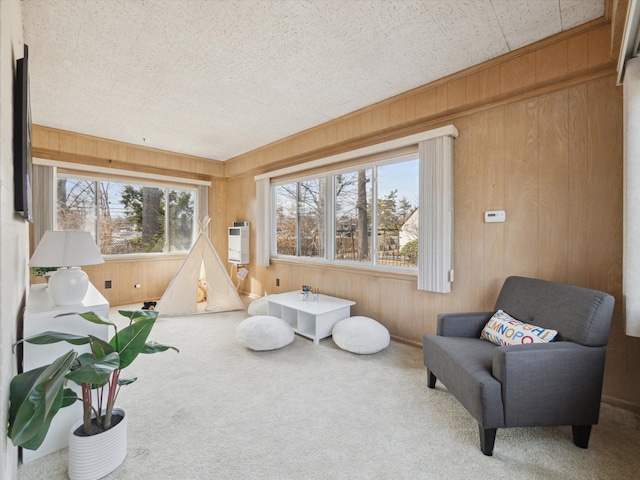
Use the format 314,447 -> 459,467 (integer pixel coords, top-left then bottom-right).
426,369 -> 437,388
479,425 -> 497,456
572,425 -> 592,449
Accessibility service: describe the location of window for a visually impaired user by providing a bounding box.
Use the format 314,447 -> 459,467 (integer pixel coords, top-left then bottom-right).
377,159 -> 419,268
275,178 -> 326,258
335,169 -> 372,263
56,174 -> 197,255
272,154 -> 419,271
257,125 -> 457,292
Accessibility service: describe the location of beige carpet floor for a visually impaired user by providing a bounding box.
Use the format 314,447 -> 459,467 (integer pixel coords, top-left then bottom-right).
17,305 -> 640,480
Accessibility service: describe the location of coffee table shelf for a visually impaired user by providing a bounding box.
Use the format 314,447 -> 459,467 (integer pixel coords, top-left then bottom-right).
267,291 -> 355,345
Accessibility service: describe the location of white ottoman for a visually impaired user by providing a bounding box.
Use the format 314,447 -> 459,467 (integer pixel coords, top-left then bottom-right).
332,316 -> 390,354
236,315 -> 294,351
247,296 -> 269,316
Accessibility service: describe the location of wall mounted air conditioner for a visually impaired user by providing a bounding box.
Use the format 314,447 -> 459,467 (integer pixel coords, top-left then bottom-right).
228,224 -> 249,264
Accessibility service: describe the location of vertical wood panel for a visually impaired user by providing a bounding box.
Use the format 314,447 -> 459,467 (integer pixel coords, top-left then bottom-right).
586,77 -> 625,400
371,104 -> 390,131
500,52 -> 536,94
481,108 -> 506,308
414,88 -> 437,119
466,72 -> 480,105
504,99 -> 539,278
390,98 -> 406,125
567,84 -> 589,286
436,85 -> 448,112
537,90 -> 569,282
567,32 -> 589,74
32,126 -> 50,150
536,40 -> 568,83
59,132 -> 77,154
448,76 -> 467,109
587,24 -> 612,69
478,65 -> 501,99
449,115 -> 486,312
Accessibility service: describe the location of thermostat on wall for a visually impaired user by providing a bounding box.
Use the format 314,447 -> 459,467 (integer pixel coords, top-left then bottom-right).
484,210 -> 506,223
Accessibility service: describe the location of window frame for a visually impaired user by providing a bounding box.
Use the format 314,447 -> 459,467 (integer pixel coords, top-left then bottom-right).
54,170 -> 200,258
270,152 -> 420,274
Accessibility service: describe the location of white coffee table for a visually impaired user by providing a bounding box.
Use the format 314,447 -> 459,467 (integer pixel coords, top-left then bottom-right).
266,291 -> 355,345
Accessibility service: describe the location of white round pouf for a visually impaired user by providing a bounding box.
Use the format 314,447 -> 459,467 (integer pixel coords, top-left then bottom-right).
247,296 -> 269,316
236,315 -> 294,351
332,316 -> 390,354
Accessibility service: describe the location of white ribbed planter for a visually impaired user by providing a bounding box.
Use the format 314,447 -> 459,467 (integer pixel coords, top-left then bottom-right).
68,408 -> 128,480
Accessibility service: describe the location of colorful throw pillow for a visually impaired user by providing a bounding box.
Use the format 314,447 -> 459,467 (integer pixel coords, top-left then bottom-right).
480,310 -> 558,346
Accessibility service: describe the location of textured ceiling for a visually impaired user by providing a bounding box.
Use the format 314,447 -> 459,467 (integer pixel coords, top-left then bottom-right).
22,0 -> 606,161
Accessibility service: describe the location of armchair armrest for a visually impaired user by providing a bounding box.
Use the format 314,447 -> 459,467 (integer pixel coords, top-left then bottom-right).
492,342 -> 607,427
437,311 -> 494,338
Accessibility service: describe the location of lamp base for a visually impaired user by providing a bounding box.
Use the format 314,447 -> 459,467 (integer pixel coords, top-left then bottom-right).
48,267 -> 89,305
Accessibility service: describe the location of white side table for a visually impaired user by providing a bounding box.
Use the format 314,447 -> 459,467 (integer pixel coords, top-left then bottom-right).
267,291 -> 355,345
21,282 -> 109,464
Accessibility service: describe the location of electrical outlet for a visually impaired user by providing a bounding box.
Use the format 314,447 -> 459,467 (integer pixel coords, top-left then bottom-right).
238,267 -> 249,280
276,278 -> 280,287
135,284 -> 141,289
105,280 -> 112,289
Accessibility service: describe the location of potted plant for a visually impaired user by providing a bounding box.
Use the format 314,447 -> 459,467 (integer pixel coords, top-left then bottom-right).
8,309 -> 177,479
30,266 -> 58,282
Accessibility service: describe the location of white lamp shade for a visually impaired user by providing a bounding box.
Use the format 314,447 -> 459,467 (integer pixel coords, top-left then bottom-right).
30,230 -> 104,268
30,231 -> 104,306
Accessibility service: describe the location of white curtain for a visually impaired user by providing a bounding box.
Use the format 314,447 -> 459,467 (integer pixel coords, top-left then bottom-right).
624,57 -> 640,337
32,164 -> 56,247
255,178 -> 271,266
417,136 -> 454,293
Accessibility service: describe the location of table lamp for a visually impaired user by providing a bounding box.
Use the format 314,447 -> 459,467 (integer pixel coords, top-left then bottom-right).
29,230 -> 104,305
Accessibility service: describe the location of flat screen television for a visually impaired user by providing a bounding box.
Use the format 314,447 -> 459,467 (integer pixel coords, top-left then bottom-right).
14,44 -> 33,223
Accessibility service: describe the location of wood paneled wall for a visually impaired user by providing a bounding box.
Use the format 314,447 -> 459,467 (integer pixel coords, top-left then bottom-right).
30,126 -> 228,306
226,76 -> 623,346
222,20 -> 640,413
32,125 -> 225,180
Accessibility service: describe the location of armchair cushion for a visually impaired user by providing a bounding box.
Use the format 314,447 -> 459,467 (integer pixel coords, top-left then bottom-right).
480,310 -> 557,346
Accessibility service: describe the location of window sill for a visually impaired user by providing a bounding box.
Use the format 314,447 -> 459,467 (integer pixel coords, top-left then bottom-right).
103,253 -> 188,263
270,258 -> 417,282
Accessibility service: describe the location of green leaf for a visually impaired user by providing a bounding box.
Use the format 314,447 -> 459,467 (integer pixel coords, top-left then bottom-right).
66,352 -> 120,387
118,377 -> 137,386
8,350 -> 77,449
88,335 -> 115,358
118,309 -> 159,323
142,340 -> 179,354
19,386 -> 64,451
110,318 -> 156,369
56,311 -> 115,327
61,388 -> 78,408
22,331 -> 91,346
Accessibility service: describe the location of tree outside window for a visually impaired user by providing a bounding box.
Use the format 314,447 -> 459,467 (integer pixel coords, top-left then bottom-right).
335,169 -> 372,263
377,159 -> 419,268
275,178 -> 326,258
56,176 -> 195,255
273,155 -> 419,269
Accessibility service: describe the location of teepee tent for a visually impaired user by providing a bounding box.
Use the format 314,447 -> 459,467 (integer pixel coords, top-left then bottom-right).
157,217 -> 245,316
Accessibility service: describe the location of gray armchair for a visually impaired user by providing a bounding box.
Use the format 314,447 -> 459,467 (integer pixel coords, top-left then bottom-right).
422,276 -> 615,456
